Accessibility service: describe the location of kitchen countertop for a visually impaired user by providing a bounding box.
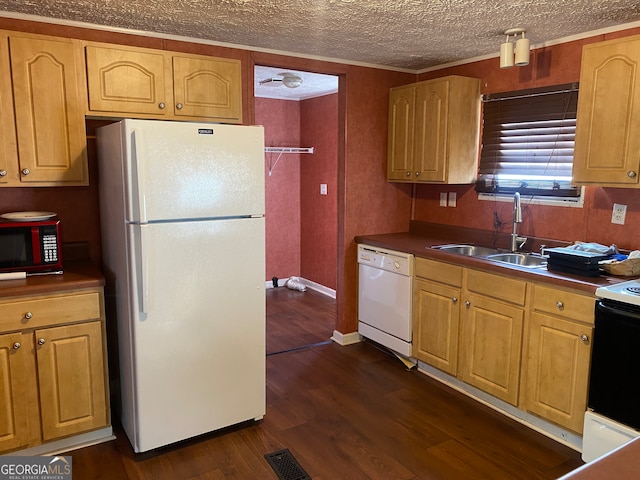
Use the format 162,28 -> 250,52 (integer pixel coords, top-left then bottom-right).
355,231 -> 631,294
0,260 -> 104,298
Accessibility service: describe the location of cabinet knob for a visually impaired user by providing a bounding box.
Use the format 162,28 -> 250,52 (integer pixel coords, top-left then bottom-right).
628,171 -> 637,178
24,312 -> 33,320
37,338 -> 45,346
464,300 -> 470,308
0,169 -> 6,177
12,342 -> 21,350
176,102 -> 183,110
405,171 -> 411,177
158,102 -> 166,110
452,297 -> 458,304
21,168 -> 30,176
415,172 -> 420,177
580,334 -> 589,344
555,301 -> 564,309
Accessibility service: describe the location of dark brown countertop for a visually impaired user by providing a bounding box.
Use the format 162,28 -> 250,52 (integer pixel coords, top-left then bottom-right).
355,231 -> 631,294
0,260 -> 105,298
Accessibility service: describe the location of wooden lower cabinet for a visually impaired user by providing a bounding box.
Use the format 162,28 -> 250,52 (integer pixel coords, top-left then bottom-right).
0,331 -> 32,452
459,293 -> 525,406
36,321 -> 107,441
412,259 -> 595,433
0,288 -> 109,453
523,284 -> 594,433
413,278 -> 460,375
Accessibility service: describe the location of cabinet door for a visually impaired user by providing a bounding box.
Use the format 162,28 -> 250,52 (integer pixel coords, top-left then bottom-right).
0,332 -> 31,452
524,312 -> 592,433
85,44 -> 172,116
387,84 -> 415,181
9,34 -> 88,185
0,35 -> 17,185
573,35 -> 640,186
413,278 -> 460,375
459,294 -> 524,405
172,55 -> 242,122
413,79 -> 449,182
35,321 -> 107,441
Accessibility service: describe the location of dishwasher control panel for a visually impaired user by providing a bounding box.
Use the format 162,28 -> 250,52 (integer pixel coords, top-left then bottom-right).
357,244 -> 413,276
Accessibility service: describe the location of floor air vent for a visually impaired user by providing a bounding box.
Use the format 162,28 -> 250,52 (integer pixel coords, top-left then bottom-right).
264,448 -> 311,480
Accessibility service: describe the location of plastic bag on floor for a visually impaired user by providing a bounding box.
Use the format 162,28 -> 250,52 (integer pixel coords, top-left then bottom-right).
285,276 -> 307,292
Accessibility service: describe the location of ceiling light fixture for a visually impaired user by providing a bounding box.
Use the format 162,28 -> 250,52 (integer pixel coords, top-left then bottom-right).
500,28 -> 530,69
281,74 -> 303,88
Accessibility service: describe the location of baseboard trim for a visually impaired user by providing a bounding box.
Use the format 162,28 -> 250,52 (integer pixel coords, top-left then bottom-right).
331,330 -> 361,346
416,361 -> 583,452
9,426 -> 115,456
265,276 -> 336,299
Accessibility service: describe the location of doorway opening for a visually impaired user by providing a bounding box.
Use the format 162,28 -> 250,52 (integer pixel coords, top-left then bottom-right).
254,65 -> 339,355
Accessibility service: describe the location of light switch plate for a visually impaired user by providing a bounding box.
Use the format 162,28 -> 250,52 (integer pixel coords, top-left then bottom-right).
320,184 -> 327,195
448,192 -> 457,207
440,192 -> 447,207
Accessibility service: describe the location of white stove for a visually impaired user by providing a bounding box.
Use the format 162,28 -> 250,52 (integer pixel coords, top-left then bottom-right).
595,279 -> 640,306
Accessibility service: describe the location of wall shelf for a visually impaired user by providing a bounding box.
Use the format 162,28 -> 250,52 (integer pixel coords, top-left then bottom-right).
265,147 -> 314,176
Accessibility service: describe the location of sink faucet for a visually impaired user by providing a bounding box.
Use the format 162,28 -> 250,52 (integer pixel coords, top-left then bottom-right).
510,192 -> 527,252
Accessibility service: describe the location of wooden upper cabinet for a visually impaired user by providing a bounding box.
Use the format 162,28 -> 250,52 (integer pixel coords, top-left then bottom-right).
5,32 -> 88,186
85,43 -> 242,123
573,34 -> 640,186
387,84 -> 415,181
387,75 -> 481,184
172,55 -> 242,121
0,34 -> 17,185
85,45 -> 172,117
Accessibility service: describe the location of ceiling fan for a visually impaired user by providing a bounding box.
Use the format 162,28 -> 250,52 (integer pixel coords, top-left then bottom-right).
259,72 -> 303,88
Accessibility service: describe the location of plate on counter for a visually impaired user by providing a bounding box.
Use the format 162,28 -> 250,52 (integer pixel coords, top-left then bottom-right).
0,211 -> 57,221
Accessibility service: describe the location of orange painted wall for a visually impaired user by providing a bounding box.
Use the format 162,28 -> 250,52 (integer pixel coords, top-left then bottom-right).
300,94 -> 338,290
256,98 -> 302,283
415,27 -> 640,252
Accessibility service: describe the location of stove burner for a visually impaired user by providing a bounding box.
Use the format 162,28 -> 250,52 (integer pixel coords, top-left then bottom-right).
625,286 -> 640,295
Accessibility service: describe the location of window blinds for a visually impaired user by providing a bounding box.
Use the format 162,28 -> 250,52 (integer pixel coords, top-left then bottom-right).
476,83 -> 580,197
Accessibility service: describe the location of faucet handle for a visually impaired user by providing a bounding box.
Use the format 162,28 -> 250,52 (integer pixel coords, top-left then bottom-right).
539,244 -> 547,256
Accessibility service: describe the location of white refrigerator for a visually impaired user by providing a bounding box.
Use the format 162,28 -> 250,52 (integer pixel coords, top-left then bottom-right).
97,119 -> 266,453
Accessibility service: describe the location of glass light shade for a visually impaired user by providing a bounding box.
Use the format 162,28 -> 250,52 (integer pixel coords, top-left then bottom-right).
515,37 -> 530,66
500,41 -> 514,68
282,75 -> 303,88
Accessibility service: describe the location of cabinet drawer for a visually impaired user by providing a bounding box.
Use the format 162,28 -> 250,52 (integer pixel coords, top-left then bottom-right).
0,292 -> 101,332
466,269 -> 527,306
415,258 -> 462,287
531,284 -> 595,324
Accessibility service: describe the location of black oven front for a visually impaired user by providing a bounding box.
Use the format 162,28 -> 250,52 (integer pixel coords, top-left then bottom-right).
589,298 -> 640,430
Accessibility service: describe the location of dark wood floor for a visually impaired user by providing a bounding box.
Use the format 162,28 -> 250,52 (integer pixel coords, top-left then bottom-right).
69,287 -> 584,479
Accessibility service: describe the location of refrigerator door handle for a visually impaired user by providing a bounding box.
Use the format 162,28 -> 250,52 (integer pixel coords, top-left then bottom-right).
131,128 -> 148,224
139,224 -> 151,314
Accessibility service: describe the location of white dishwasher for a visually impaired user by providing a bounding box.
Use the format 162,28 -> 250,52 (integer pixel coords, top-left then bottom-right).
358,244 -> 414,358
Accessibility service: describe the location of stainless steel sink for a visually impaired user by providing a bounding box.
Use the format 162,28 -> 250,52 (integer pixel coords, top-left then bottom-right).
432,244 -> 503,257
485,253 -> 547,268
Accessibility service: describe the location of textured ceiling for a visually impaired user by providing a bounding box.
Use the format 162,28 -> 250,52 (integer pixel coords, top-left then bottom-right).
1,1 -> 640,71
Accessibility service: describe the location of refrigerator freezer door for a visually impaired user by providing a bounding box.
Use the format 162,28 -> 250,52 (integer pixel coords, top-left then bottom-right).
122,217 -> 265,452
123,119 -> 265,223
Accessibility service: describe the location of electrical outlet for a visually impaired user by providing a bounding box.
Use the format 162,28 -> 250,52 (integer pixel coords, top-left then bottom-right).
320,183 -> 327,195
448,192 -> 457,207
612,203 -> 627,225
440,192 -> 447,207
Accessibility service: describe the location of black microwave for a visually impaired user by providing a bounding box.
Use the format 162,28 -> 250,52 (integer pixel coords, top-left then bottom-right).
0,219 -> 63,273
